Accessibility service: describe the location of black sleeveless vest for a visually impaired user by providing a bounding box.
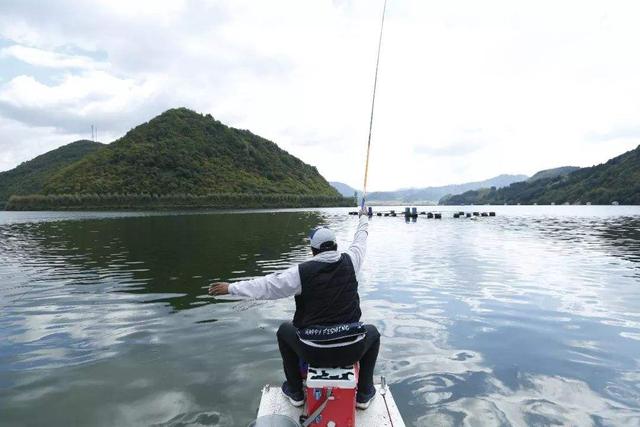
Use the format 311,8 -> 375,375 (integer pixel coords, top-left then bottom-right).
293,253 -> 361,329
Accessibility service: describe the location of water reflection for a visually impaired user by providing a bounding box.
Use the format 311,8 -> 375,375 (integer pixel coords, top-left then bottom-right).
1,207 -> 640,426
1,211 -> 322,311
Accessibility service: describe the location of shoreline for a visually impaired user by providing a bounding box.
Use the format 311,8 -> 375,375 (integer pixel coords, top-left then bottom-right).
4,193 -> 354,211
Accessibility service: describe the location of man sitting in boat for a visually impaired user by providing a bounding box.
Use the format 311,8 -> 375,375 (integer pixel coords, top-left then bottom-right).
209,208 -> 379,410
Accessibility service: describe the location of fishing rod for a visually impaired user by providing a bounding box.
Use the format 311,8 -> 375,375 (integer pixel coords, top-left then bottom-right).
361,0 -> 388,210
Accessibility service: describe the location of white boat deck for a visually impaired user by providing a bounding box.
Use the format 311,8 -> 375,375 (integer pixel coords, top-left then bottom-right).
257,384 -> 406,427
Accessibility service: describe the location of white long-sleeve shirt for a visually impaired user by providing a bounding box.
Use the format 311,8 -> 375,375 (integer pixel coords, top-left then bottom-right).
228,216 -> 368,299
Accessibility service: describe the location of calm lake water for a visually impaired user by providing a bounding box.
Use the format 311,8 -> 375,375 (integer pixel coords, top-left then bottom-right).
1,206 -> 640,426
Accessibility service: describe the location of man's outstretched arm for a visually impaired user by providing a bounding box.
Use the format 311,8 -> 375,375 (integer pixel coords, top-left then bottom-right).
208,265 -> 301,300
346,213 -> 369,273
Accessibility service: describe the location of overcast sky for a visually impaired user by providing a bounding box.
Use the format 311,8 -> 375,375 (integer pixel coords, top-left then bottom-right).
1,0 -> 639,191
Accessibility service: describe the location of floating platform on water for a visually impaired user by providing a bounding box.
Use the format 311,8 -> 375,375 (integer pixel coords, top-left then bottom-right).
256,383 -> 405,427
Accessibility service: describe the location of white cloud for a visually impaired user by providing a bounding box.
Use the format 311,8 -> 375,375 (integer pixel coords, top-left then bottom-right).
0,0 -> 639,189
0,45 -> 107,70
0,71 -> 167,135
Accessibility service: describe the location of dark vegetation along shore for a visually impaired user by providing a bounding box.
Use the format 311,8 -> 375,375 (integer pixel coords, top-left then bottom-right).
440,145 -> 640,205
2,108 -> 353,210
6,193 -> 349,211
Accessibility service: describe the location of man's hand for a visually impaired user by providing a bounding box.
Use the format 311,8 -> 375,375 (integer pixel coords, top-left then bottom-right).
208,282 -> 230,296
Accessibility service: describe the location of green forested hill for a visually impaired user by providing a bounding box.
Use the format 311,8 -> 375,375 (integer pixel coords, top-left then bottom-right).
43,108 -> 340,197
527,166 -> 579,182
441,145 -> 640,205
0,140 -> 104,203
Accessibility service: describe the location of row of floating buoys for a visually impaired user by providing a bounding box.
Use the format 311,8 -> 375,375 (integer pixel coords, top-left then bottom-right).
453,211 -> 496,218
348,208 -> 496,218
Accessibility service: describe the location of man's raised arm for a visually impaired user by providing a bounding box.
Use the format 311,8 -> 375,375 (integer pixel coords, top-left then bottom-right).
346,214 -> 369,273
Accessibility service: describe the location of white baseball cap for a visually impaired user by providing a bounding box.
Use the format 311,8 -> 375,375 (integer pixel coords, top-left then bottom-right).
309,227 -> 337,250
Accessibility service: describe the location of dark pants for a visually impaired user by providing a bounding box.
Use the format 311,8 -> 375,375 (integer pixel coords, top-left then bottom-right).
277,321 -> 380,394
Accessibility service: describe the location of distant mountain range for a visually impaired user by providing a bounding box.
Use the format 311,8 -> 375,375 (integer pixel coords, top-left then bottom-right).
2,108 -> 346,210
329,181 -> 360,198
441,146 -> 640,205
330,174 -> 528,204
6,109 -> 637,209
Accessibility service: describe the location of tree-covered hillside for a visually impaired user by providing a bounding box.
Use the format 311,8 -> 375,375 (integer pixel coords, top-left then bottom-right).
44,108 -> 340,197
441,145 -> 640,205
0,140 -> 104,203
527,166 -> 579,182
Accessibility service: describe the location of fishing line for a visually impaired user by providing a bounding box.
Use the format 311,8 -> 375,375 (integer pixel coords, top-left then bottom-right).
361,0 -> 388,209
